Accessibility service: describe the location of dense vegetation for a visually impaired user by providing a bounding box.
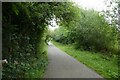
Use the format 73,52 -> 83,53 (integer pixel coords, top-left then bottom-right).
51,0 -> 119,79
52,8 -> 119,55
2,2 -> 80,78
2,1 -> 119,79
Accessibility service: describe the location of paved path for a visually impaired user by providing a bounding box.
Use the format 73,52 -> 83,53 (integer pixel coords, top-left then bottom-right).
44,43 -> 103,78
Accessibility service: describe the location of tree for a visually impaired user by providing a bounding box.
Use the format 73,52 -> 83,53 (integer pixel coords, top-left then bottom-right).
102,0 -> 119,30
2,2 -> 81,78
53,8 -> 119,54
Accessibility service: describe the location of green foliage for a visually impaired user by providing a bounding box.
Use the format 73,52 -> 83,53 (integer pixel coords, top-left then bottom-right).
53,9 -> 119,54
25,49 -> 48,78
2,2 -> 80,78
103,0 -> 119,28
53,41 -> 118,79
52,27 -> 70,44
75,10 -> 118,53
3,2 -> 118,78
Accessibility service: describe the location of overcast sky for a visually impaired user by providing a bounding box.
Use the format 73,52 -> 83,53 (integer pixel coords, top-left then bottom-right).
74,0 -> 106,11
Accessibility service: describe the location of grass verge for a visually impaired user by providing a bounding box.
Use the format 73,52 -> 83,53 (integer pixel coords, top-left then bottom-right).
52,41 -> 118,79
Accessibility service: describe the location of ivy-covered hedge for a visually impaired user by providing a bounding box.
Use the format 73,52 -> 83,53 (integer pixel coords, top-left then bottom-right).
2,2 -> 80,78
2,3 -> 49,78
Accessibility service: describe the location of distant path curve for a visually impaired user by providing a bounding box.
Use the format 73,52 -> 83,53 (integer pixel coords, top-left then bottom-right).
44,43 -> 103,78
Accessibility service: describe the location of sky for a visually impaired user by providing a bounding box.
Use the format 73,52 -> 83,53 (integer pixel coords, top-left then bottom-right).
49,0 -> 106,30
73,0 -> 106,11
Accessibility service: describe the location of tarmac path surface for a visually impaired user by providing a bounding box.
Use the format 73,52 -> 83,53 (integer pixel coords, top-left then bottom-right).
44,43 -> 103,78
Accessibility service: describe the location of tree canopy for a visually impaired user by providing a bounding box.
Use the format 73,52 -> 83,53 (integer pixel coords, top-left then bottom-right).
2,1 -> 119,78
2,2 -> 80,78
52,8 -> 119,54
